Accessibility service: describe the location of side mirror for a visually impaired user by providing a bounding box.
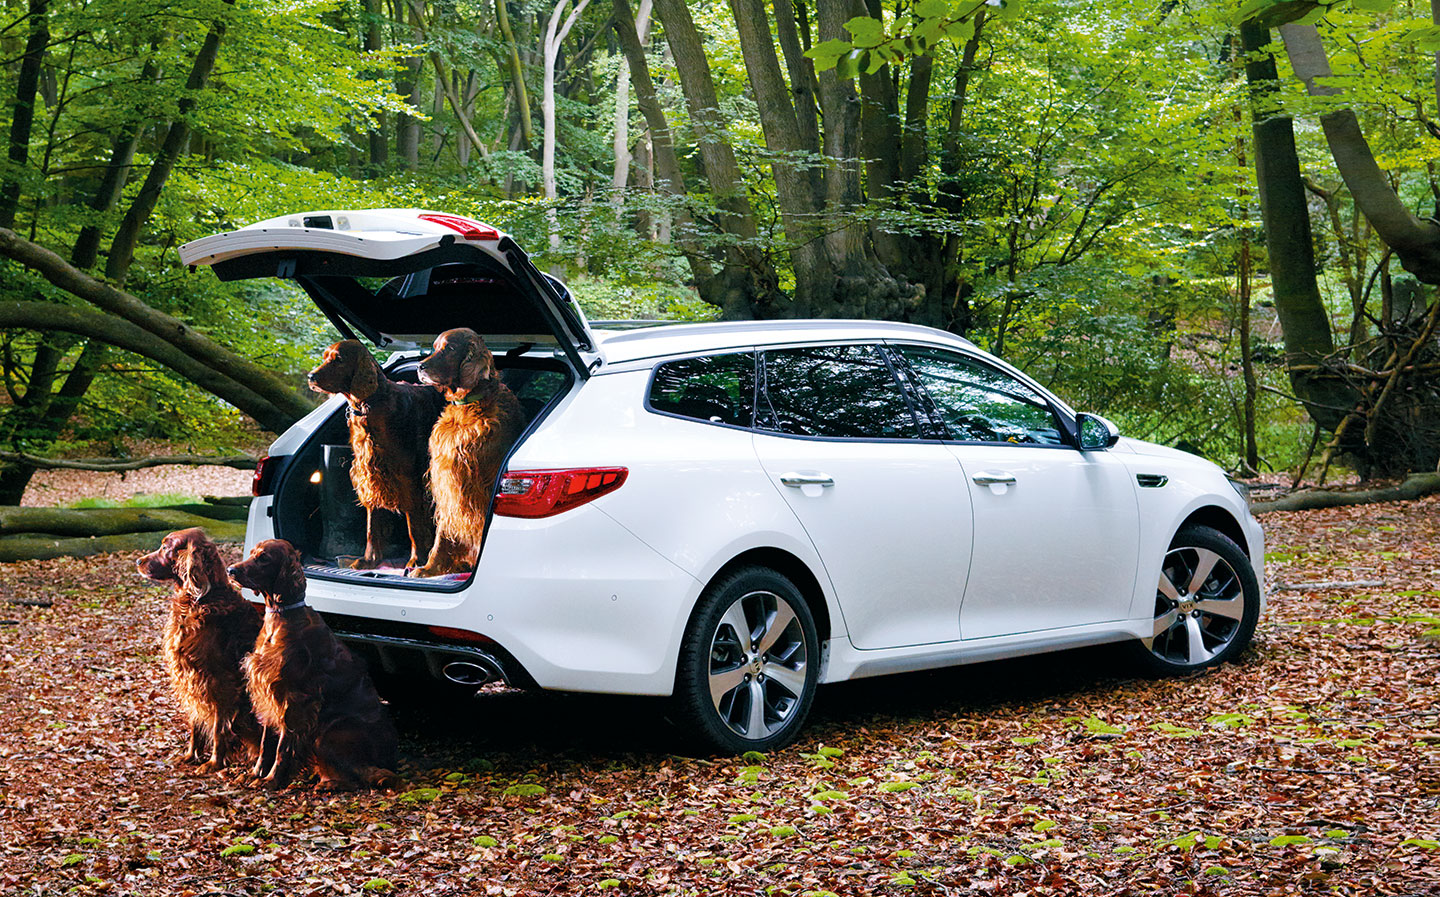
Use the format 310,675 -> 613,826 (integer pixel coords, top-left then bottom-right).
1077,412 -> 1120,451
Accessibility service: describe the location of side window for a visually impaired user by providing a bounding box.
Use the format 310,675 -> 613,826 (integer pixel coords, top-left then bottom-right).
757,344 -> 919,439
648,352 -> 756,427
899,346 -> 1065,445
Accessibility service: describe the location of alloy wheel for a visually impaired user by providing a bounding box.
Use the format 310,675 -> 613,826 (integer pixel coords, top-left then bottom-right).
1145,545 -> 1247,667
706,590 -> 809,740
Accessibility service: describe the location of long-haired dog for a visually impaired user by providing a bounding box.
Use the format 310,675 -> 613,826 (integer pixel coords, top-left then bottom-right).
308,340 -> 445,569
228,539 -> 400,790
410,328 -> 525,577
137,528 -> 262,772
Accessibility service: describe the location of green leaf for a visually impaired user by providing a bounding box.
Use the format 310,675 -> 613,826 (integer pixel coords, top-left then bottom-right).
399,788 -> 441,803
598,880 -> 621,889
219,844 -> 255,857
1400,838 -> 1440,849
728,813 -> 758,824
835,49 -> 867,80
880,781 -> 918,792
1348,0 -> 1392,10
1269,835 -> 1312,847
804,39 -> 852,71
817,746 -> 844,757
473,835 -> 499,848
361,880 -> 393,893
60,853 -> 84,867
916,0 -> 951,15
844,16 -> 886,49
598,835 -> 619,845
1081,716 -> 1125,736
542,853 -> 564,862
741,750 -> 767,763
770,825 -> 798,837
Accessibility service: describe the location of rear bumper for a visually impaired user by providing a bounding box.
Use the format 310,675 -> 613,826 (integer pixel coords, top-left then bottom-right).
296,503 -> 700,696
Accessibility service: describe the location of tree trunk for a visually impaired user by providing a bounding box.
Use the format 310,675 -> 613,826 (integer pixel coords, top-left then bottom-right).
651,0 -> 781,317
0,229 -> 314,424
612,0 -> 723,293
1241,20 -> 1351,431
0,301 -> 303,433
729,0 -> 832,314
1280,22 -> 1440,284
771,0 -> 821,166
395,0 -> 422,169
364,0 -> 389,171
495,0 -> 534,149
542,0 -> 591,256
106,5 -> 233,284
0,0 -> 48,230
611,0 -> 652,203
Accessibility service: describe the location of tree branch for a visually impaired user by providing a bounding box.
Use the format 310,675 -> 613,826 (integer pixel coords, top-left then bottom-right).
0,451 -> 256,471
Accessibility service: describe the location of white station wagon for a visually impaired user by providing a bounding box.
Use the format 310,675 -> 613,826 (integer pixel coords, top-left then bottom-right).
180,209 -> 1264,753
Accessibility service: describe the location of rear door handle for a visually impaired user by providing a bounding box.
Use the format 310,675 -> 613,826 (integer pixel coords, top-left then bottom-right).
971,473 -> 1017,486
780,472 -> 835,488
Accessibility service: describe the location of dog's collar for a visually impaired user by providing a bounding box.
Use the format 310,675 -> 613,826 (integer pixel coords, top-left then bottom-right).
266,599 -> 307,615
449,391 -> 487,406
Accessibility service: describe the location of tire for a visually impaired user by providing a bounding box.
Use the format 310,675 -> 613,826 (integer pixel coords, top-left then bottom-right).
1132,525 -> 1260,676
672,566 -> 820,754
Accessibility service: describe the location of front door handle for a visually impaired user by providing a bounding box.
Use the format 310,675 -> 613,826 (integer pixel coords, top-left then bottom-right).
780,472 -> 835,488
971,473 -> 1017,486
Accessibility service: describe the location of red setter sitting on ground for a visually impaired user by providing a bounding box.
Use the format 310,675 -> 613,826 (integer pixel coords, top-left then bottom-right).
411,328 -> 525,577
228,539 -> 400,790
308,340 -> 445,569
137,528 -> 262,773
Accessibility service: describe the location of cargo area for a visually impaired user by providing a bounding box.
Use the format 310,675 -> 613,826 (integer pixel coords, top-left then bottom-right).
268,354 -> 573,588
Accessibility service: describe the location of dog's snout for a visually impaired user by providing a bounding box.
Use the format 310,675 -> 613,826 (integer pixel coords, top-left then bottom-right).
306,371 -> 317,382
226,565 -> 240,578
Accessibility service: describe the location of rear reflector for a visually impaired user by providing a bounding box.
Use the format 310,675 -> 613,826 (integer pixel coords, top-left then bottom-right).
252,455 -> 276,497
493,467 -> 628,518
427,625 -> 495,645
418,212 -> 500,241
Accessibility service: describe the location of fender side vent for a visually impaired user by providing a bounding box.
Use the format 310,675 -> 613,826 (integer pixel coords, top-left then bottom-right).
1136,473 -> 1168,488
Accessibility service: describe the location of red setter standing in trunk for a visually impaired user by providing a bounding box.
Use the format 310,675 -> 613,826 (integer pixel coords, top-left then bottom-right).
229,539 -> 400,790
410,328 -> 525,577
137,528 -> 262,772
308,340 -> 445,569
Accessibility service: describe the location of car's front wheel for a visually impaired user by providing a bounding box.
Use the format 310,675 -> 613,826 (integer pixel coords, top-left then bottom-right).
1134,525 -> 1260,675
672,566 -> 820,754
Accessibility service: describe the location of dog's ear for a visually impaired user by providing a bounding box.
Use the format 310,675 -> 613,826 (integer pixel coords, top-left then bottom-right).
468,337 -> 497,381
349,350 -> 380,399
177,541 -> 211,600
277,544 -> 307,599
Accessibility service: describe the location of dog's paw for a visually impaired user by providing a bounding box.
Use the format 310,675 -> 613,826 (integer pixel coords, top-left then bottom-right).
347,556 -> 382,570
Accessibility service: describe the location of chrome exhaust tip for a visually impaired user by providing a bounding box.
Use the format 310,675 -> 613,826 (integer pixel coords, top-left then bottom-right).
441,661 -> 493,686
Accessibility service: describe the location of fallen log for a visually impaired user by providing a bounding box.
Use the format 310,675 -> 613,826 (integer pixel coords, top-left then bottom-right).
0,506 -> 246,538
0,451 -> 257,472
161,503 -> 250,522
1251,473 -> 1440,513
0,525 -> 245,563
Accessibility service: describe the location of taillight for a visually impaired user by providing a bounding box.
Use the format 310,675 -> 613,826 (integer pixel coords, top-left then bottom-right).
252,455 -> 275,497
493,467 -> 628,518
418,212 -> 500,241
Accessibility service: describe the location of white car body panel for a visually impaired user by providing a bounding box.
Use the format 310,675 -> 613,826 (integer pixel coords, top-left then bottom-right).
751,432 -> 972,649
951,443 -> 1141,639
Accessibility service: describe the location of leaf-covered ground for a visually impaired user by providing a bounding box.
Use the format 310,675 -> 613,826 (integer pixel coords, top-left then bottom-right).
2,500 -> 1438,896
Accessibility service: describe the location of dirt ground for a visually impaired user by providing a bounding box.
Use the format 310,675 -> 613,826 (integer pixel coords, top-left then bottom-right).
0,501 -> 1437,896
21,466 -> 255,507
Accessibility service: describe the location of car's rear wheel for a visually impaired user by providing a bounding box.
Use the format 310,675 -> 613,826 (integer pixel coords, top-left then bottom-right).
1134,525 -> 1259,675
672,566 -> 819,754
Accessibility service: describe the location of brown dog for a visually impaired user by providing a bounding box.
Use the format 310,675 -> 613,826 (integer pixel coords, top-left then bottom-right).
411,328 -> 525,577
228,539 -> 400,790
308,340 -> 445,569
137,528 -> 262,773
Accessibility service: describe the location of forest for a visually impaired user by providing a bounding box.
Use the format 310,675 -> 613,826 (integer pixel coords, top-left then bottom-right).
0,0 -> 1433,493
